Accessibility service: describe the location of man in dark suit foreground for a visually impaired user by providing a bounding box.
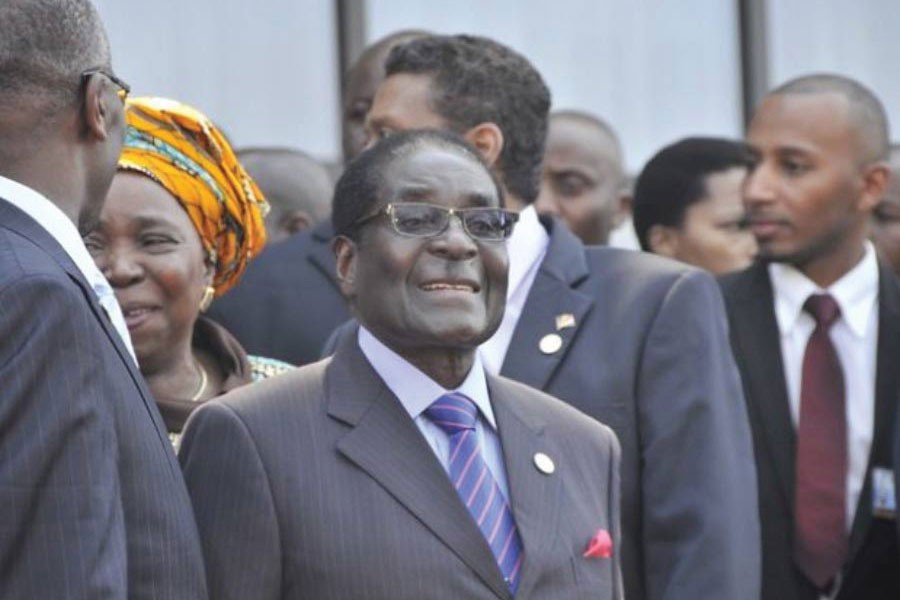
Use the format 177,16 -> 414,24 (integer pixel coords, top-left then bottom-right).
720,73 -> 900,600
0,1 -> 207,597
181,130 -> 623,599
359,34 -> 759,600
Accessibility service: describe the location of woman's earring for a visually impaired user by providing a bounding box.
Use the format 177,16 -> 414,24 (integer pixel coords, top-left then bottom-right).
199,285 -> 215,312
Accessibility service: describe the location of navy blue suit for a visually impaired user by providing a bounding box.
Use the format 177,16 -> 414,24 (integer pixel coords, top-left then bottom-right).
0,199 -> 207,599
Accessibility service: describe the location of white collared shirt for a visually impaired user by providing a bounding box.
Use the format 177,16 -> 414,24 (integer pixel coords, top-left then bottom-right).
358,326 -> 511,498
0,175 -> 136,362
769,242 -> 879,529
479,204 -> 549,375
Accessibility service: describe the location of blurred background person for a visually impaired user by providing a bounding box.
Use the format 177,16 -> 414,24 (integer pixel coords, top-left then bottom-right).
536,110 -> 628,245
237,147 -> 333,243
85,97 -> 292,445
208,30 -> 429,366
633,136 -> 757,275
869,143 -> 900,274
341,29 -> 431,162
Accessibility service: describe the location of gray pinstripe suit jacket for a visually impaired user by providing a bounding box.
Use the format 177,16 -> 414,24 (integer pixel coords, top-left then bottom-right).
180,332 -> 623,599
0,199 -> 207,599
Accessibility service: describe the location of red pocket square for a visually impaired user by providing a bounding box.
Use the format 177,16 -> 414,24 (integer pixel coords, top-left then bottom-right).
583,528 -> 613,558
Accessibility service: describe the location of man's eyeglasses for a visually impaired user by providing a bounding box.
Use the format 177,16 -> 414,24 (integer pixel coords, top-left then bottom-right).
80,67 -> 131,103
355,202 -> 519,242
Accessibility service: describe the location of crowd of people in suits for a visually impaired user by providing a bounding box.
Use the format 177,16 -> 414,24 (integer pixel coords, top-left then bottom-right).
1,1 -> 899,599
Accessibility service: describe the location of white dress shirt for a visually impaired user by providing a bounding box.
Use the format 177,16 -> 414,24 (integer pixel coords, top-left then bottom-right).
358,326 -> 511,498
479,205 -> 549,375
0,175 -> 136,362
769,242 -> 879,530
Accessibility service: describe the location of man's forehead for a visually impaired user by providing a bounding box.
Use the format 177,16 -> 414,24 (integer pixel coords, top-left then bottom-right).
382,147 -> 498,203
748,93 -> 867,163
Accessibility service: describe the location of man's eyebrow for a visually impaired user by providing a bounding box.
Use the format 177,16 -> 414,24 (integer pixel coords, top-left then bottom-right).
465,192 -> 496,207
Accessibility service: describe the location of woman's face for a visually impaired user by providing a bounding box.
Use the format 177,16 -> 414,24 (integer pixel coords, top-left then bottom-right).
85,172 -> 213,371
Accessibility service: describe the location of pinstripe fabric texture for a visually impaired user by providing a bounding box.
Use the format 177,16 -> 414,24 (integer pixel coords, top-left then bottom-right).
0,199 -> 207,599
426,392 -> 523,592
181,330 -> 623,599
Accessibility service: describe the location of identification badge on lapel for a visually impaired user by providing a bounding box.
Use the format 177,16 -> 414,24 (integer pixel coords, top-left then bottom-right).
871,467 -> 896,519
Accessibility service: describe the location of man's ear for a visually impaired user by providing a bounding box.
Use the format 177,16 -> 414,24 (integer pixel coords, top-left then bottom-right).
464,122 -> 504,167
333,235 -> 358,299
858,162 -> 890,213
647,224 -> 679,258
81,75 -> 113,142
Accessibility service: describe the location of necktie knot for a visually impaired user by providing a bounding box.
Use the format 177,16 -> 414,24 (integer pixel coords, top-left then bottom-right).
804,293 -> 840,328
425,392 -> 478,435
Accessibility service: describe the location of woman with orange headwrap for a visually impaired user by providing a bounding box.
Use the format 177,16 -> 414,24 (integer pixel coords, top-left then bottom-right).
85,97 -> 292,446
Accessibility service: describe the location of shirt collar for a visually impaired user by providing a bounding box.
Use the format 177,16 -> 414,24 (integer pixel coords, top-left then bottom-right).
0,175 -> 112,295
506,204 -> 549,298
769,241 -> 879,338
357,326 -> 497,430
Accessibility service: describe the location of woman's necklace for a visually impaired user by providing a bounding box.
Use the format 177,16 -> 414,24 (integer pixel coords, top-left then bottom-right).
190,360 -> 209,402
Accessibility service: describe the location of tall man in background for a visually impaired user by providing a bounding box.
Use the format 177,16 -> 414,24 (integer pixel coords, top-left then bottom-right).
362,33 -> 759,600
0,1 -> 207,597
721,73 -> 900,600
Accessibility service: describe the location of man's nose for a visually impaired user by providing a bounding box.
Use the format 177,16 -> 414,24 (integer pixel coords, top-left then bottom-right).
429,214 -> 479,259
534,184 -> 560,216
743,164 -> 777,207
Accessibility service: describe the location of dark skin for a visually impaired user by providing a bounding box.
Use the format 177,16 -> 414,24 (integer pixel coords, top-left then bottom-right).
869,150 -> 900,274
334,144 -> 508,389
0,70 -> 125,235
745,91 -> 888,288
87,172 -> 220,402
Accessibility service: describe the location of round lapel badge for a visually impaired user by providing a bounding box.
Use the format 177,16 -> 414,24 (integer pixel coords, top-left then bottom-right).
534,452 -> 555,475
539,333 -> 563,355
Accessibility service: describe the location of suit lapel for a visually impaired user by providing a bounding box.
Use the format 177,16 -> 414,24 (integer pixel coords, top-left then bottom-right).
488,376 -> 564,600
727,264 -> 796,509
501,218 -> 593,390
0,199 -> 173,452
847,264 -> 900,560
327,335 -> 511,599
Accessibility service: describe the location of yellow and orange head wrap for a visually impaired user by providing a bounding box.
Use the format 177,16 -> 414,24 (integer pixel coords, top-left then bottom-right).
118,97 -> 268,296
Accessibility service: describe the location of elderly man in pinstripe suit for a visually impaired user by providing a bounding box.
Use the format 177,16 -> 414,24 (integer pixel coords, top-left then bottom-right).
181,130 -> 622,599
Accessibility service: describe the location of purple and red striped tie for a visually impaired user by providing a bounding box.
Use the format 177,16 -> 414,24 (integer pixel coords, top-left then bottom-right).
425,392 -> 524,594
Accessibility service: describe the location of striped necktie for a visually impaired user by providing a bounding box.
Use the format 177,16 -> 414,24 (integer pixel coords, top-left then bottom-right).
425,392 -> 524,594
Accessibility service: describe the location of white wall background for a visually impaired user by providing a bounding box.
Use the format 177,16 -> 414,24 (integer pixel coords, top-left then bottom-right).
94,0 -> 341,160
368,0 -> 744,173
766,0 -> 900,141
92,1 -> 900,171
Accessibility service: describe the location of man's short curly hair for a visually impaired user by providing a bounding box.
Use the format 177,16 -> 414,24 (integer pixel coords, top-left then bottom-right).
332,129 -> 504,240
385,35 -> 551,204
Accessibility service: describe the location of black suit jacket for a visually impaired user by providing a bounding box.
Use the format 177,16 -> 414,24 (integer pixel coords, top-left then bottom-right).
180,332 -> 624,599
720,261 -> 900,600
208,220 -> 347,365
324,217 -> 760,600
0,198 -> 207,599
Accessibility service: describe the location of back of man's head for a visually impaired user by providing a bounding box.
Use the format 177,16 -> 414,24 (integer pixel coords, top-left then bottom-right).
237,147 -> 334,242
0,0 -> 109,142
385,34 -> 551,204
768,73 -> 889,164
633,137 -> 754,251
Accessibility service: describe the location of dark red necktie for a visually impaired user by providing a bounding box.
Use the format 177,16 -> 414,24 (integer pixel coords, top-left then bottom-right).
794,293 -> 848,590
